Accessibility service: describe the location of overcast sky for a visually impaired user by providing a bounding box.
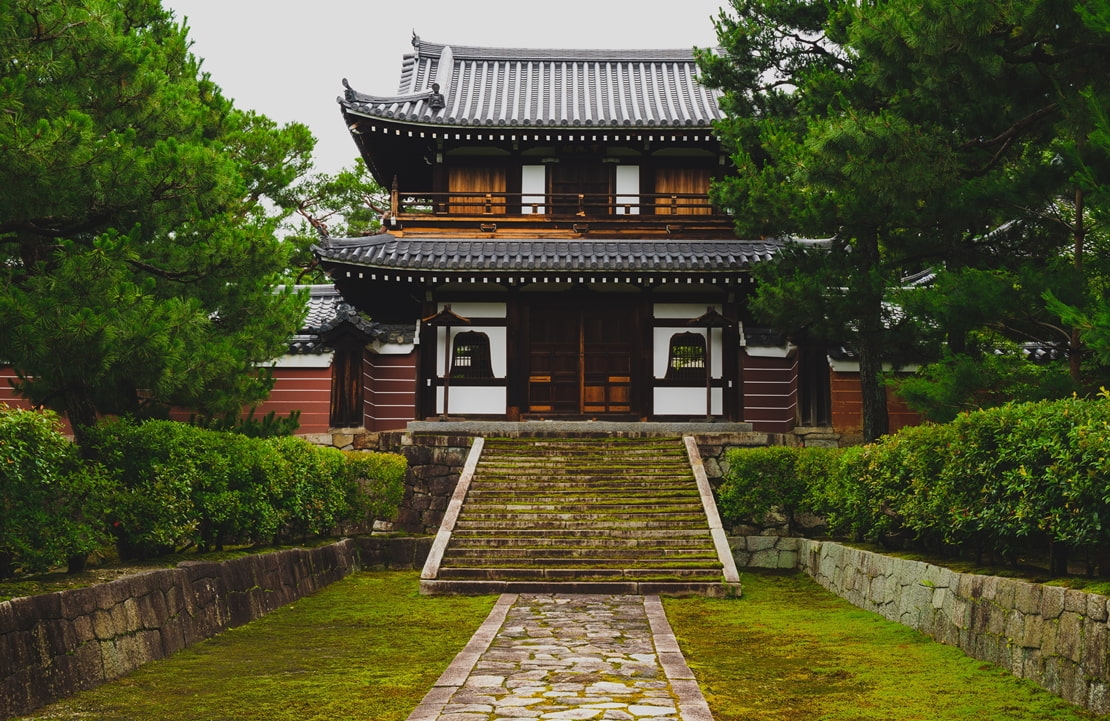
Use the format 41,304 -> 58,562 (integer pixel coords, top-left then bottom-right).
162,0 -> 730,176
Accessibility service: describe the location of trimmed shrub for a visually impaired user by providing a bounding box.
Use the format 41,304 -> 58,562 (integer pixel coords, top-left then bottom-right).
83,418 -> 202,559
719,446 -> 806,533
342,450 -> 406,530
0,406 -> 111,577
266,436 -> 350,542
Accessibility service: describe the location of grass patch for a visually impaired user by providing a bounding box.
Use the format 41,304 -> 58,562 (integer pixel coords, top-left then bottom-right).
664,570 -> 1110,721
16,571 -> 496,721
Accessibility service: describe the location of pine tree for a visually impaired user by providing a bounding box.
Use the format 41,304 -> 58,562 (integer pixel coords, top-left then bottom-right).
0,0 -> 312,444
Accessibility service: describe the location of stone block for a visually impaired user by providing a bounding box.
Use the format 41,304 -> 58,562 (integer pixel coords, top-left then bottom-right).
1013,580 -> 1043,616
1088,593 -> 1109,623
1021,612 -> 1045,649
60,587 -> 98,620
1003,608 -> 1024,644
1041,585 -> 1066,620
1088,681 -> 1110,715
994,577 -> 1017,610
8,596 -> 40,633
1064,588 -> 1088,614
745,535 -> 779,552
1056,611 -> 1084,664
1082,617 -> 1108,679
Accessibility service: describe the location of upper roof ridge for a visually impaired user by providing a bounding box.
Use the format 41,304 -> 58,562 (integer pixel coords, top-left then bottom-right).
410,33 -> 707,63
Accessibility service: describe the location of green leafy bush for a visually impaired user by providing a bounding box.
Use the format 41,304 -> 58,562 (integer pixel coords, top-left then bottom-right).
719,446 -> 807,533
720,395 -> 1110,573
0,406 -> 111,577
84,418 -> 203,559
266,436 -> 350,542
342,450 -> 407,529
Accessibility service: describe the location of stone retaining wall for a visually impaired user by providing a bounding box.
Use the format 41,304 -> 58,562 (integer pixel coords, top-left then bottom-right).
0,536 -> 431,720
731,536 -> 1110,713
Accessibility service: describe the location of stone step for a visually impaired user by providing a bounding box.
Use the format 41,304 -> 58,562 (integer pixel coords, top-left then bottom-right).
453,516 -> 709,530
425,435 -> 728,595
449,527 -> 713,540
456,501 -> 704,513
442,546 -> 719,561
469,474 -> 694,483
420,578 -> 740,597
444,532 -> 710,550
466,486 -> 696,497
435,566 -> 723,580
453,517 -> 710,531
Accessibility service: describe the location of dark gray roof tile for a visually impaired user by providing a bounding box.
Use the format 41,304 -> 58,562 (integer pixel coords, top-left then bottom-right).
313,235 -> 782,275
286,284 -> 414,354
341,34 -> 724,129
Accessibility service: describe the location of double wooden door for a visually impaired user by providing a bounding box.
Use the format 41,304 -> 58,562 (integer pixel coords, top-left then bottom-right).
527,301 -> 636,415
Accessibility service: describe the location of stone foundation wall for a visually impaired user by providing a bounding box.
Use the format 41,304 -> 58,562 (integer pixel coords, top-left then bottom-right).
0,537 -> 431,720
736,538 -> 1110,714
730,535 -> 802,569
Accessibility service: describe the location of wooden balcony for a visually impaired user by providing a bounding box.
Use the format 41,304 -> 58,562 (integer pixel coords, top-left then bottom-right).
385,189 -> 737,239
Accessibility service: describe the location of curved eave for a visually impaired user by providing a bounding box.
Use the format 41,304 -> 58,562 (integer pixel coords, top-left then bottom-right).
341,99 -> 722,131
313,235 -> 781,282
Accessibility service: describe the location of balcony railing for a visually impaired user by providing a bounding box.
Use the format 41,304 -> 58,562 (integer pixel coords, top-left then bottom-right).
391,190 -> 725,218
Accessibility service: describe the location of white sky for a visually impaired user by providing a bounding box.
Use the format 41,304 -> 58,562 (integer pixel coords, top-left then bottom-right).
162,0 -> 730,176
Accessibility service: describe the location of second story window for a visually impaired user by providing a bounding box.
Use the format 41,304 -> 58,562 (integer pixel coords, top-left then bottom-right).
450,331 -> 494,379
665,332 -> 707,382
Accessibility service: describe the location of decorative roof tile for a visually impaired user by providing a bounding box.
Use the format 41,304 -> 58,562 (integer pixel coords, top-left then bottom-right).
287,285 -> 414,354
313,235 -> 782,274
340,34 -> 724,129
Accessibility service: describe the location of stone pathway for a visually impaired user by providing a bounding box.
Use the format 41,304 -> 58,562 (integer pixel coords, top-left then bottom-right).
405,593 -> 714,721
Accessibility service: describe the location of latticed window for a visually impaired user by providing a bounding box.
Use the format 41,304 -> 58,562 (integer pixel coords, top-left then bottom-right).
450,331 -> 493,379
665,332 -> 706,382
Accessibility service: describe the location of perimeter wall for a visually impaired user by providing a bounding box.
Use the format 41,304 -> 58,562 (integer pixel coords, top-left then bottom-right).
0,536 -> 431,720
734,536 -> 1110,713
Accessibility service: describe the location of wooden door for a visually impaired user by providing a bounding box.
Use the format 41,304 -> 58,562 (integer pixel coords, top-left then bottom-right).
550,164 -> 611,216
527,301 -> 635,415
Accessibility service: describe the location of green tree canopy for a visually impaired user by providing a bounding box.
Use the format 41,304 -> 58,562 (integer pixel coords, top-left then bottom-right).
0,0 -> 313,442
698,0 -> 1110,439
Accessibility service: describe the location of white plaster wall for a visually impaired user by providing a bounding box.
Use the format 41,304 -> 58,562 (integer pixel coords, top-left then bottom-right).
436,386 -> 507,415
521,165 -> 545,214
271,353 -> 333,369
615,165 -> 640,215
439,302 -> 507,319
654,387 -> 722,415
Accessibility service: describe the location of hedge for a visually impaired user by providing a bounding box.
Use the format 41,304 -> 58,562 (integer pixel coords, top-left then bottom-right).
0,405 -> 111,578
719,395 -> 1110,572
84,418 -> 408,558
0,410 -> 408,575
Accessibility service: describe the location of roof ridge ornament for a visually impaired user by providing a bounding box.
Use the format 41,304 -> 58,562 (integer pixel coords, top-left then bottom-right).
433,45 -> 453,101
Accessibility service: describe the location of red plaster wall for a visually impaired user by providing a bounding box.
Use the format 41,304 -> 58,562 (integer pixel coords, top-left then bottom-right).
830,369 -> 922,437
0,366 -> 73,433
166,366 -> 334,435
364,353 -> 417,431
742,353 -> 799,434
256,367 -> 333,435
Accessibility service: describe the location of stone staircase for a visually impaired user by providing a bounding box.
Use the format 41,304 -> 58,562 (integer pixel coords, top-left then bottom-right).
420,436 -> 740,596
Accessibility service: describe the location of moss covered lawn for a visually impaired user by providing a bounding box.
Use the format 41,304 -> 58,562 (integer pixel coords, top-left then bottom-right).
15,569 -> 1110,720
16,571 -> 495,721
665,571 -> 1109,721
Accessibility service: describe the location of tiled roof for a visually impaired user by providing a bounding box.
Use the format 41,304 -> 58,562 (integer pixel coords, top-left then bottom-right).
340,34 -> 724,129
313,235 -> 782,274
287,285 -> 414,354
